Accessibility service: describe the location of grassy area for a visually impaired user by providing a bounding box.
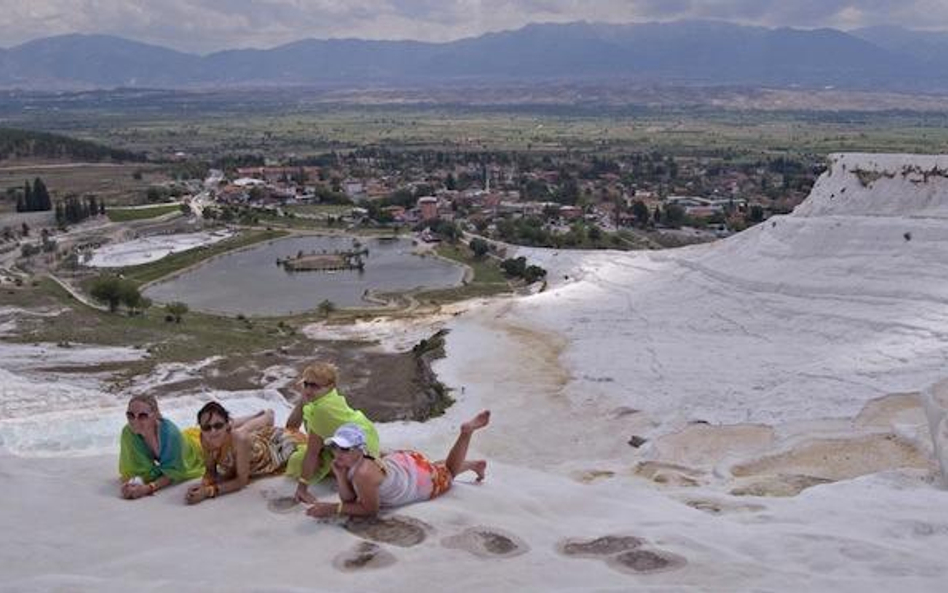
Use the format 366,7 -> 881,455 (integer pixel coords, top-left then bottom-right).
18,106 -> 948,162
117,228 -> 288,286
253,211 -> 334,231
3,278 -> 296,368
435,243 -> 507,283
284,204 -> 354,217
418,243 -> 511,303
106,203 -> 180,222
0,163 -> 166,206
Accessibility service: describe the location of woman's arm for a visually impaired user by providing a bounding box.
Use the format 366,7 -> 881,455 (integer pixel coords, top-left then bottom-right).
123,474 -> 172,499
307,464 -> 382,518
331,460 -> 358,503
186,436 -> 252,504
285,398 -> 305,431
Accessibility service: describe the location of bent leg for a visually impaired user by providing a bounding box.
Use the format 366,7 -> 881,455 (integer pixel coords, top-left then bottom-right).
444,410 -> 490,478
233,409 -> 274,434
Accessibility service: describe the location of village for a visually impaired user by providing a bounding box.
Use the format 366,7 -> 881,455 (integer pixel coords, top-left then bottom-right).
185,149 -> 821,249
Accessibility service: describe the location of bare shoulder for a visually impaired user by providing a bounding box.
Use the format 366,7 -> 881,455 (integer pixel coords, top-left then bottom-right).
352,459 -> 385,485
231,431 -> 253,450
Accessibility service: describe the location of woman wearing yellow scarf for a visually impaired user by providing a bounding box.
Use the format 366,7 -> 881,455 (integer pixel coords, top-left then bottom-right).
284,362 -> 380,504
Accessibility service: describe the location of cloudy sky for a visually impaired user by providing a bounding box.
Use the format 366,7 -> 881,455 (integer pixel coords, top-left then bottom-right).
2,0 -> 946,54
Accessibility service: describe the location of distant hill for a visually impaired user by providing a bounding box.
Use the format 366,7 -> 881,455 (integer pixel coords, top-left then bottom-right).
0,128 -> 145,162
851,25 -> 948,70
2,21 -> 947,91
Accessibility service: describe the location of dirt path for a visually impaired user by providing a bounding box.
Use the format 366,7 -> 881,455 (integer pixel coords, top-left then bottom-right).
46,273 -> 107,311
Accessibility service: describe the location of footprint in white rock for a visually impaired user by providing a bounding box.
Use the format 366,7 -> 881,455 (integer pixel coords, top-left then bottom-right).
682,498 -> 766,515
264,493 -> 301,514
333,541 -> 397,572
606,548 -> 688,575
557,535 -> 644,557
344,514 -> 433,548
441,527 -> 530,559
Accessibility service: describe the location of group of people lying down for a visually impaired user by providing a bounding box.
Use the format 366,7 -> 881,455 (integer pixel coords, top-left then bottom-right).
119,361 -> 490,517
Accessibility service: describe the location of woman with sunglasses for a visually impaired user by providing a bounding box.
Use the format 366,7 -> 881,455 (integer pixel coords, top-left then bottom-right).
185,402 -> 305,504
284,362 -> 380,504
118,394 -> 204,500
306,410 -> 490,518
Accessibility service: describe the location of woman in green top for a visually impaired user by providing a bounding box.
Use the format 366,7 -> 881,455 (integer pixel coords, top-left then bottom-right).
286,362 -> 379,504
285,362 -> 379,504
118,394 -> 204,499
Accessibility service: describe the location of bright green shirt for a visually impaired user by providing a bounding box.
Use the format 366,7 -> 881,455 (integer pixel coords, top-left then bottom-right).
285,388 -> 379,482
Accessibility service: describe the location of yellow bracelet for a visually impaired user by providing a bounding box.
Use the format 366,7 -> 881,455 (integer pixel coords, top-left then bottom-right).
298,477 -> 309,486
336,501 -> 343,515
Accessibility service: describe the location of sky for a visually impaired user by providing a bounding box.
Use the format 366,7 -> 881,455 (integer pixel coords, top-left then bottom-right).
1,0 -> 947,54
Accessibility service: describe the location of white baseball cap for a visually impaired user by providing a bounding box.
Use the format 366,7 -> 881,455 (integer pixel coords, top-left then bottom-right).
325,423 -> 367,451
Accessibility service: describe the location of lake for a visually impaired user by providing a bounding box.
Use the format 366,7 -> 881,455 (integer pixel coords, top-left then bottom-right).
142,235 -> 465,315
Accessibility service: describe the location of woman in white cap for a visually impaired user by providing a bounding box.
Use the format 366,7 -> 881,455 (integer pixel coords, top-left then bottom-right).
306,410 -> 490,518
284,361 -> 380,504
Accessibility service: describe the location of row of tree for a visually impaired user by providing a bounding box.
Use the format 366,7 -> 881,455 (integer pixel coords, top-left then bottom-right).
56,195 -> 105,226
500,256 -> 547,283
0,127 -> 145,163
89,275 -> 189,322
15,178 -> 52,212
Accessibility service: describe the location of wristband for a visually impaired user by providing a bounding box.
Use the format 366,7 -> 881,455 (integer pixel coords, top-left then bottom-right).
336,501 -> 343,515
298,477 -> 309,486
205,484 -> 218,498
148,482 -> 158,495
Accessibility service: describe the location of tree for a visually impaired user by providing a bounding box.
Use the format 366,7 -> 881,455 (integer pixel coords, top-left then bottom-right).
663,204 -> 686,228
119,281 -> 146,314
523,264 -> 547,283
749,204 -> 765,223
469,237 -> 490,259
317,299 -> 336,317
631,200 -> 650,227
165,301 -> 189,323
146,186 -> 166,203
501,256 -> 527,277
23,181 -> 33,211
91,276 -> 144,313
90,276 -> 125,313
33,178 -> 51,211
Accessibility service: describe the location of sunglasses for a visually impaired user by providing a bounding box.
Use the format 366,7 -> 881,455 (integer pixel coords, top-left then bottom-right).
126,411 -> 151,421
328,443 -> 355,452
302,381 -> 322,389
200,421 -> 227,432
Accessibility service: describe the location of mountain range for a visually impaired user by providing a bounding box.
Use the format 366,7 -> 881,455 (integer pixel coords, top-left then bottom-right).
3,21 -> 948,91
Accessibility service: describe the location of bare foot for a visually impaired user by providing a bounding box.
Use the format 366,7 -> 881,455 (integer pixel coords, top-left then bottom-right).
471,460 -> 487,482
461,410 -> 491,434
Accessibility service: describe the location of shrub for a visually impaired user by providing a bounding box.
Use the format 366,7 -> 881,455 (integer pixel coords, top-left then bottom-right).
469,237 -> 490,258
165,301 -> 189,323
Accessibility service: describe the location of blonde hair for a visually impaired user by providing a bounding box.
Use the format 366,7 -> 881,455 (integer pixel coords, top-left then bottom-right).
298,362 -> 338,387
127,394 -> 161,418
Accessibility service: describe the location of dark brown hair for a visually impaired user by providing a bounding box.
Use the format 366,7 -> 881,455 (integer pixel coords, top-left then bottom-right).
197,401 -> 231,425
